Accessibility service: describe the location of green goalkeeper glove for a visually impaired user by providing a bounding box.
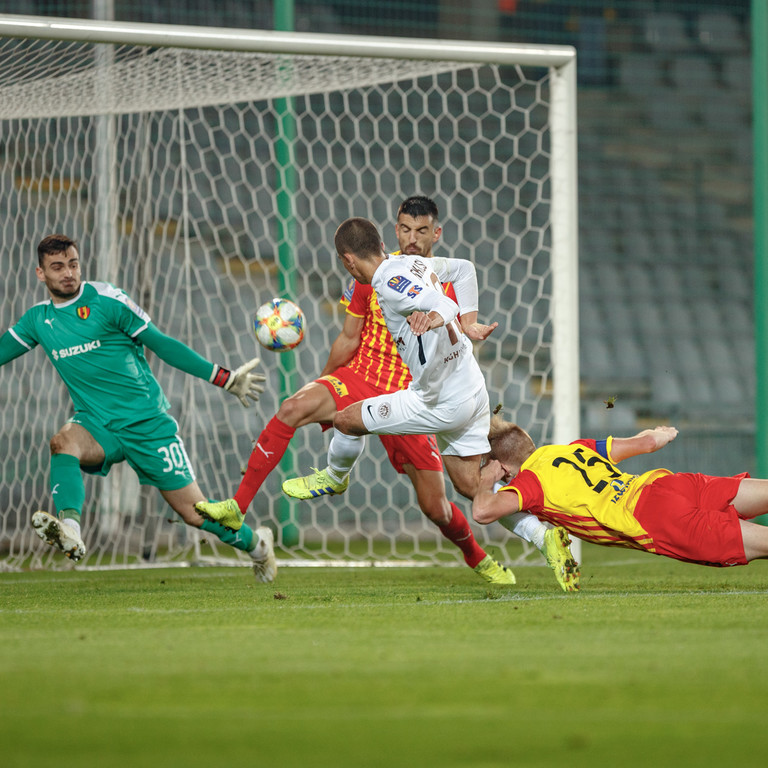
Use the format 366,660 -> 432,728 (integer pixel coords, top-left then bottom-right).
210,357 -> 266,407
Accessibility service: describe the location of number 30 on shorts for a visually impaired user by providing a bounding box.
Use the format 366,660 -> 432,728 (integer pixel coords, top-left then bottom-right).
156,441 -> 191,474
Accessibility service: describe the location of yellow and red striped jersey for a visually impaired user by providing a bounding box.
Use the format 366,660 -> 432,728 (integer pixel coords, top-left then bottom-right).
499,438 -> 671,552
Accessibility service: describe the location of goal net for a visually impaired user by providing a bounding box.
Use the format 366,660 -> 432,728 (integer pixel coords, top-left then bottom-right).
0,15 -> 579,571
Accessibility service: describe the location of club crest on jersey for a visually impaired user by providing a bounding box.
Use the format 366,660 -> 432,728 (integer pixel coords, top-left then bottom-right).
387,275 -> 411,294
377,403 -> 391,419
77,306 -> 90,320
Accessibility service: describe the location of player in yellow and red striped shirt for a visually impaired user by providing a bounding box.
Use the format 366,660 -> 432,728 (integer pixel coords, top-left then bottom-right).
474,418 -> 768,569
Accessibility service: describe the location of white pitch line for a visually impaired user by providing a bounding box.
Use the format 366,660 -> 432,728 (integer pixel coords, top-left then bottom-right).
1,588 -> 767,616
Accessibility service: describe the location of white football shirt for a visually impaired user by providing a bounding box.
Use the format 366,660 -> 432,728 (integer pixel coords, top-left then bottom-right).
370,253 -> 487,406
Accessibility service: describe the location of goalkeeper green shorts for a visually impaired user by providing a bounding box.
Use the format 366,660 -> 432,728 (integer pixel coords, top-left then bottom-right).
67,411 -> 195,491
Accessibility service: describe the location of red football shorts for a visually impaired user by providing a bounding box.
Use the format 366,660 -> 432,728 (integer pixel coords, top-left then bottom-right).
633,472 -> 748,567
316,367 -> 443,474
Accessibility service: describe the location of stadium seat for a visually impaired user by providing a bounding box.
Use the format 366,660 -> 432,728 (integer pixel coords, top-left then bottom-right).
654,264 -> 686,299
733,337 -> 755,375
643,12 -> 693,52
669,55 -> 719,92
622,228 -> 655,261
696,11 -> 747,54
681,265 -> 716,301
670,335 -> 706,378
617,52 -> 665,94
581,335 -> 614,379
728,304 -> 753,334
681,370 -> 714,404
583,401 -> 637,433
707,338 -> 737,374
647,87 -> 697,132
721,55 -> 751,93
651,369 -> 683,406
603,297 -> 635,335
733,131 -> 753,164
711,373 -> 744,405
579,300 -> 603,335
592,261 -> 624,299
718,264 -> 751,302
634,302 -> 665,336
617,200 -> 646,230
618,336 -> 647,378
623,263 -> 655,299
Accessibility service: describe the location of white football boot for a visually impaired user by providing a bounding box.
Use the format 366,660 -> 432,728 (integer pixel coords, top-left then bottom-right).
250,526 -> 277,583
31,510 -> 86,562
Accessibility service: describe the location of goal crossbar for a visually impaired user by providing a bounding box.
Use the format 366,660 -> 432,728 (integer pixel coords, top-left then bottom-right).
0,13 -> 575,67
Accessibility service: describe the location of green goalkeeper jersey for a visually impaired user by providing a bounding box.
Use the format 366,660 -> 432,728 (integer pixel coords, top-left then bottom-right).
9,281 -> 172,430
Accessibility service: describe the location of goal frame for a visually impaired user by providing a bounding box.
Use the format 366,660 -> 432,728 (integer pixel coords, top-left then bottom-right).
0,13 -> 580,565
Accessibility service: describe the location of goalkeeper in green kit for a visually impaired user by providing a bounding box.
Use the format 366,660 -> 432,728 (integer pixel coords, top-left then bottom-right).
0,234 -> 278,582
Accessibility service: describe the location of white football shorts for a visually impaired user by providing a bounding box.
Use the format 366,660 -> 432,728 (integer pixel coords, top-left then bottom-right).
360,385 -> 490,457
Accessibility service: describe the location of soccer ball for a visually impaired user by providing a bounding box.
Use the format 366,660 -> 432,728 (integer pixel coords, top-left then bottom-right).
253,298 -> 305,352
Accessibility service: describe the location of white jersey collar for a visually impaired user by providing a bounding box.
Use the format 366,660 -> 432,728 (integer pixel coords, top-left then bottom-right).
51,281 -> 86,309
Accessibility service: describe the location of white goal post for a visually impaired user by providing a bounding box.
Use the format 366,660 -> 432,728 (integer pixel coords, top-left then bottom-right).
0,14 -> 579,571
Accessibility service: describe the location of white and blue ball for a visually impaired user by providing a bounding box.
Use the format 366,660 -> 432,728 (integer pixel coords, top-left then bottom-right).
253,298 -> 305,352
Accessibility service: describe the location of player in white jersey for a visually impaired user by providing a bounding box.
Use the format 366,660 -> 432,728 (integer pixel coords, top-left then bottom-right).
372,252 -> 488,407
0,234 -> 277,581
329,217 -> 496,500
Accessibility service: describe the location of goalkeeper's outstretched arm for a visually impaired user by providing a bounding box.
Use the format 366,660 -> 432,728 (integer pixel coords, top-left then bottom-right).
0,330 -> 31,367
137,324 -> 266,407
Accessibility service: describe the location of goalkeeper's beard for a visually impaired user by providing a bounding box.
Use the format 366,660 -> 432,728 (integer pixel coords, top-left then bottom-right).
48,280 -> 80,301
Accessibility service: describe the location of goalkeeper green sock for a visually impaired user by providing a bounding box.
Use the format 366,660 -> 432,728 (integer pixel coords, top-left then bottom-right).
200,518 -> 255,552
50,453 -> 85,520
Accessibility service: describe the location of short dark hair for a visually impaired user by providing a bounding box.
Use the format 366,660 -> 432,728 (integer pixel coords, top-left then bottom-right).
37,234 -> 78,267
397,195 -> 439,222
334,217 -> 382,260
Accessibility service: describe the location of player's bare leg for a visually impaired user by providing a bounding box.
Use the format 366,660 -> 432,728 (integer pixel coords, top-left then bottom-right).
161,482 -> 209,527
50,422 -> 105,464
276,380 -> 339,429
403,465 -> 452,526
441,454 -> 483,500
731,478 -> 768,519
332,400 -> 368,436
739,520 -> 768,561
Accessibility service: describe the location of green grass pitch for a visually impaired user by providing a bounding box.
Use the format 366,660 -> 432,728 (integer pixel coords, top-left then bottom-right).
2,544 -> 766,768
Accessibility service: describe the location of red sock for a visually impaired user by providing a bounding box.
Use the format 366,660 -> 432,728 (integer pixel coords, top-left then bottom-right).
439,503 -> 487,568
234,416 -> 296,513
